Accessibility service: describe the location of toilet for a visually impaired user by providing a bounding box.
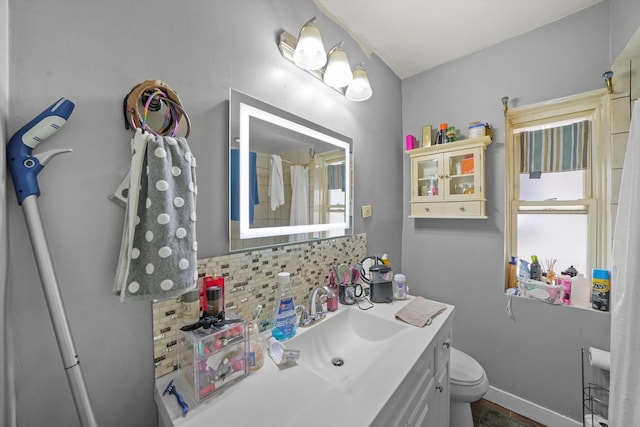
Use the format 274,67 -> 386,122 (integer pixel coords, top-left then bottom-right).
449,347 -> 490,427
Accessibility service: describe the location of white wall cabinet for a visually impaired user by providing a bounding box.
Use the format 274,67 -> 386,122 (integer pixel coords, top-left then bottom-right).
371,317 -> 452,427
407,136 -> 492,218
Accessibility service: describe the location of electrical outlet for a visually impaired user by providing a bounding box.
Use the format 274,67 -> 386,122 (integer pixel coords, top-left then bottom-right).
361,204 -> 372,218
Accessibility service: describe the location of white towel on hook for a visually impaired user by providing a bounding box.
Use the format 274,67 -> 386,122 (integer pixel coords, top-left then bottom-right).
114,128 -> 198,301
269,154 -> 285,211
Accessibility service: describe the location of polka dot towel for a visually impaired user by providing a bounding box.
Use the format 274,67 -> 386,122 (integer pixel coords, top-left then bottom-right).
115,128 -> 198,301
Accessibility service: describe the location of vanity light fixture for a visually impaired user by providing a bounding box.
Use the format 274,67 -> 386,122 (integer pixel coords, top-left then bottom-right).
278,18 -> 373,101
602,70 -> 614,94
292,18 -> 327,71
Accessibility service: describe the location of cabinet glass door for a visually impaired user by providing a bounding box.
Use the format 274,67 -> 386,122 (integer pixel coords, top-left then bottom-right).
446,149 -> 479,199
415,156 -> 441,200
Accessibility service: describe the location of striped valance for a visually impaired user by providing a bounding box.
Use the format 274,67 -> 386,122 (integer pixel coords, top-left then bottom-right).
328,164 -> 345,191
519,120 -> 591,174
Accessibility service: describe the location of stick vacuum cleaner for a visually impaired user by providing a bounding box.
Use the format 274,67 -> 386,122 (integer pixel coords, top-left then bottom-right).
7,98 -> 98,427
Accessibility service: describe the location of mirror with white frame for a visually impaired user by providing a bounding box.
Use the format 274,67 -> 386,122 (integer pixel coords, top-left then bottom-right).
229,89 -> 353,251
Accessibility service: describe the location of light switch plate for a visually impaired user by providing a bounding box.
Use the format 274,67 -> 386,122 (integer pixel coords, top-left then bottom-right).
362,204 -> 372,218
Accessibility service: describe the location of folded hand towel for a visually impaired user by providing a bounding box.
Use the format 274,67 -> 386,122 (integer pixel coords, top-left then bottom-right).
395,297 -> 447,327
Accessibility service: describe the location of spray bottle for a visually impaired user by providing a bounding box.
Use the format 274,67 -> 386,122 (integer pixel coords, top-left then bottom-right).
530,255 -> 542,281
519,259 -> 530,283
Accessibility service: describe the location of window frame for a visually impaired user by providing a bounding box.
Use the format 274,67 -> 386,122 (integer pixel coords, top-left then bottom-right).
504,89 -> 610,285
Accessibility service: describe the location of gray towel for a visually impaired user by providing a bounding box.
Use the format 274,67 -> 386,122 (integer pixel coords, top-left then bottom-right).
395,297 -> 447,327
114,129 -> 198,301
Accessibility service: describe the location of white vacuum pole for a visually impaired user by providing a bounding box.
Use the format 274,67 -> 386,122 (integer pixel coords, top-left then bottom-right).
6,98 -> 98,427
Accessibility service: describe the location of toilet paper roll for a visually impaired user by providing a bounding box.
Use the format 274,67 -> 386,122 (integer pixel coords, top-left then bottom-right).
584,412 -> 608,427
588,347 -> 611,371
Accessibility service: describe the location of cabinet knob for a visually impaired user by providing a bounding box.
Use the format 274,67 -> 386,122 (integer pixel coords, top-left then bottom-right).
424,207 -> 430,212
459,206 -> 465,212
438,174 -> 444,179
444,174 -> 449,179
443,340 -> 451,349
436,384 -> 444,393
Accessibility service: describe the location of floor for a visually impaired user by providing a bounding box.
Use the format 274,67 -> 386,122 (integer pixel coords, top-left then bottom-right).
471,399 -> 546,427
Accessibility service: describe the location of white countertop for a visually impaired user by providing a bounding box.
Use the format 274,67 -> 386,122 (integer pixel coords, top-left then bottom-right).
155,297 -> 455,427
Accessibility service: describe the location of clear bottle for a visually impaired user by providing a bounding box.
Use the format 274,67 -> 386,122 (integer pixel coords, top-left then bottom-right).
248,321 -> 266,371
271,272 -> 297,341
571,273 -> 591,309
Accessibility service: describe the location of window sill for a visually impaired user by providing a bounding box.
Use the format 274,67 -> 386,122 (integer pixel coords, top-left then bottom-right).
506,292 -> 610,315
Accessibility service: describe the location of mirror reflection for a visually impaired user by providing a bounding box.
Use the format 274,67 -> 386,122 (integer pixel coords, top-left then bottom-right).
229,89 -> 353,251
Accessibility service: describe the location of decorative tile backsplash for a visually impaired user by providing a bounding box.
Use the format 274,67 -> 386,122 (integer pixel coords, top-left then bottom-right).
152,234 -> 367,378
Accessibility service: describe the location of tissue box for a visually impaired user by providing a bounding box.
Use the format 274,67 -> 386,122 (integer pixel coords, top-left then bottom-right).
178,313 -> 249,402
519,278 -> 563,304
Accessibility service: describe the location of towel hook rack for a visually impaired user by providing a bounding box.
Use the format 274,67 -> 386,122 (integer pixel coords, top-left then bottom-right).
123,79 -> 191,137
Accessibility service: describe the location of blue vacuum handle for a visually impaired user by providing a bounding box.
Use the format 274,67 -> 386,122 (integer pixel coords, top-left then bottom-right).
7,98 -> 75,204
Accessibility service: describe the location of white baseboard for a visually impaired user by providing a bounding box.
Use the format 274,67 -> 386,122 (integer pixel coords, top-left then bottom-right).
484,386 -> 582,427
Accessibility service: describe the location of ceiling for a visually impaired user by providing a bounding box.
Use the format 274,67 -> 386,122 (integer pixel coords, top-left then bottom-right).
314,0 -> 604,79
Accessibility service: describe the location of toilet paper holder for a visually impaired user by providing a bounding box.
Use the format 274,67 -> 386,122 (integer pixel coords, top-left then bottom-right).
581,347 -> 609,426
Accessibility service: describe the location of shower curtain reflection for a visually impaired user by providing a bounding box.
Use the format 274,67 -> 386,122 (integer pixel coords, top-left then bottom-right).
289,165 -> 309,242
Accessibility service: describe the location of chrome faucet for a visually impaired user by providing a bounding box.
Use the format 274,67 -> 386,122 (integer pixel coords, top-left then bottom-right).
298,285 -> 335,327
310,285 -> 335,317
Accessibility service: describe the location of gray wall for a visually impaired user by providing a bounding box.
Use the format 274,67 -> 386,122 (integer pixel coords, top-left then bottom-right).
5,1 -> 401,426
401,0 -> 639,421
1,0 -> 10,425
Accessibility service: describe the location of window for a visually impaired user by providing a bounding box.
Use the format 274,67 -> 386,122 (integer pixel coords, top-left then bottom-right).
505,90 -> 610,287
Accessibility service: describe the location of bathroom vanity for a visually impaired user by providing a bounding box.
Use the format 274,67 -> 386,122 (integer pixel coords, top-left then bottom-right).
155,297 -> 454,427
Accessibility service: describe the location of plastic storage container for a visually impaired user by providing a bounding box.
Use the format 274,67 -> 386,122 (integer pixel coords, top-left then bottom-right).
178,312 -> 249,401
468,122 -> 486,138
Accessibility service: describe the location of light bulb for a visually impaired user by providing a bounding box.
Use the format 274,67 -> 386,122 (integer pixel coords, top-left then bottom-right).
345,67 -> 372,101
293,22 -> 327,71
323,46 -> 353,88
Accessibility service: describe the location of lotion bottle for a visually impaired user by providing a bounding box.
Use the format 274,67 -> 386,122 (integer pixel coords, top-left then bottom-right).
507,256 -> 518,288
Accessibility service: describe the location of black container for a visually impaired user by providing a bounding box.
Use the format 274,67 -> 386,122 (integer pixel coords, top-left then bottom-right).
369,265 -> 394,303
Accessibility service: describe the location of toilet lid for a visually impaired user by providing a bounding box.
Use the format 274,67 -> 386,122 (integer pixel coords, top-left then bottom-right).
450,348 -> 485,386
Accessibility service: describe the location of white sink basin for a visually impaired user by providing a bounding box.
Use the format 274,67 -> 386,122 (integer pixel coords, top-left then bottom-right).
287,308 -> 409,396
